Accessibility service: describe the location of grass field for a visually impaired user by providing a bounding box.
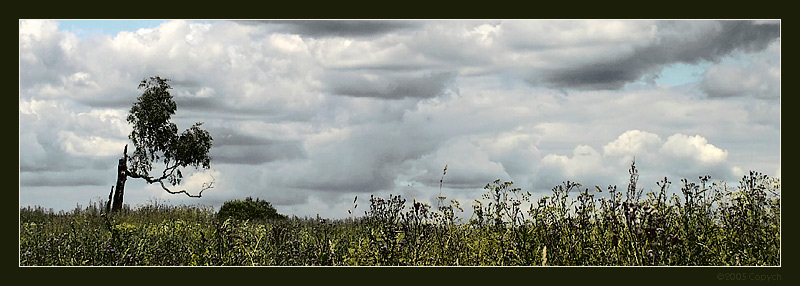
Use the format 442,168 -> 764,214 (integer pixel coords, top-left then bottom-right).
19,164 -> 780,266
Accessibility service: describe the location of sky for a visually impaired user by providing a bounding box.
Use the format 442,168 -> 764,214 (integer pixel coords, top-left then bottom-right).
19,19 -> 781,220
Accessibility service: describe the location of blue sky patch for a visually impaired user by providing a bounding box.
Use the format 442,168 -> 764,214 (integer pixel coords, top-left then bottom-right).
57,20 -> 168,38
655,62 -> 712,86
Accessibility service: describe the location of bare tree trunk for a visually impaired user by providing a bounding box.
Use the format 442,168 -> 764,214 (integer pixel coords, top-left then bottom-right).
111,145 -> 128,212
106,186 -> 113,212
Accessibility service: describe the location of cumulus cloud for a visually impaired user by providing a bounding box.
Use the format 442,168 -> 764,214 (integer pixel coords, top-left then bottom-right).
58,131 -> 127,157
19,98 -> 130,176
19,20 -> 780,219
476,129 -> 542,178
19,20 -> 79,88
660,134 -> 727,164
410,138 -> 510,189
603,130 -> 662,157
538,144 -> 610,187
531,130 -> 742,191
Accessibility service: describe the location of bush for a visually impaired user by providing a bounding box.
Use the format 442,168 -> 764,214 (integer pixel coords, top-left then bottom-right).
217,197 -> 287,222
19,163 -> 779,266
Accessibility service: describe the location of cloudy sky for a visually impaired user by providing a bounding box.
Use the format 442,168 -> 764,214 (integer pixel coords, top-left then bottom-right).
19,19 -> 780,219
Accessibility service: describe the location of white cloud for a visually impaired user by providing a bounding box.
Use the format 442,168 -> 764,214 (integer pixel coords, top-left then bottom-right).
269,33 -> 309,54
603,130 -> 662,157
537,144 -> 610,187
154,169 -> 221,198
19,20 -> 63,63
659,133 -> 728,165
19,99 -> 60,118
19,20 -> 58,42
501,20 -> 657,53
531,129 -> 746,193
19,20 -> 780,219
603,130 -> 663,166
700,40 -> 781,99
58,131 -> 127,157
476,127 -> 542,177
410,137 -> 510,189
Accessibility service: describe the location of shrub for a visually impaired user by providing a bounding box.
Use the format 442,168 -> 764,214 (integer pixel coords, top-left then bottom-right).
217,197 -> 287,222
19,163 -> 779,266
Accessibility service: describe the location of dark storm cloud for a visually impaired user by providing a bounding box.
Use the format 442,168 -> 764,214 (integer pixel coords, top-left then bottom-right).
325,71 -> 457,99
642,21 -> 779,65
19,19 -> 781,219
208,127 -> 305,165
74,79 -> 216,110
249,20 -> 419,38
212,144 -> 305,165
704,21 -> 780,55
534,20 -> 781,90
535,61 -> 646,90
173,97 -> 318,122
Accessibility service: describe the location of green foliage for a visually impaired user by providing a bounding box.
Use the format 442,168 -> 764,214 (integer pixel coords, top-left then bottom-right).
217,197 -> 288,222
127,76 -> 212,184
471,179 -> 528,227
20,164 -> 779,266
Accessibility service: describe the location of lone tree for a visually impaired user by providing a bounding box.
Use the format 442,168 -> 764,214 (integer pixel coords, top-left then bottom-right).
107,76 -> 214,212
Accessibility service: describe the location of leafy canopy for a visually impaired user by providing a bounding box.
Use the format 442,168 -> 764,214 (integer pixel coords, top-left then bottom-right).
127,76 -> 212,185
218,197 -> 288,221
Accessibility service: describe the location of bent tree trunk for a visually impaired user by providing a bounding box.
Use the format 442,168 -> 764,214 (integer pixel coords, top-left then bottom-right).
106,144 -> 213,212
105,77 -> 214,213
110,145 -> 128,212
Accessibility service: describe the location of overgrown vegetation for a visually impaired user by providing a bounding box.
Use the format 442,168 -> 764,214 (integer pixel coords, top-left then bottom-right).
217,197 -> 287,222
19,163 -> 780,266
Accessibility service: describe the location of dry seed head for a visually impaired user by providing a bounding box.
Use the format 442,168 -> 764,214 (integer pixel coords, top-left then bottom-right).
542,245 -> 547,266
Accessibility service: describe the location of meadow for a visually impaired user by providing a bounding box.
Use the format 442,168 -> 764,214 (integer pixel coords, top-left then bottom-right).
19,163 -> 780,266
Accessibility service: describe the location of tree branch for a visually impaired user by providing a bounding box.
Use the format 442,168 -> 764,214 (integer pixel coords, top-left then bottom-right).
127,163 -> 178,183
156,175 -> 215,198
126,164 -> 213,198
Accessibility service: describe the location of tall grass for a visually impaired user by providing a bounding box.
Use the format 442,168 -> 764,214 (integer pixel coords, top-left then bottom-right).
19,163 -> 779,266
